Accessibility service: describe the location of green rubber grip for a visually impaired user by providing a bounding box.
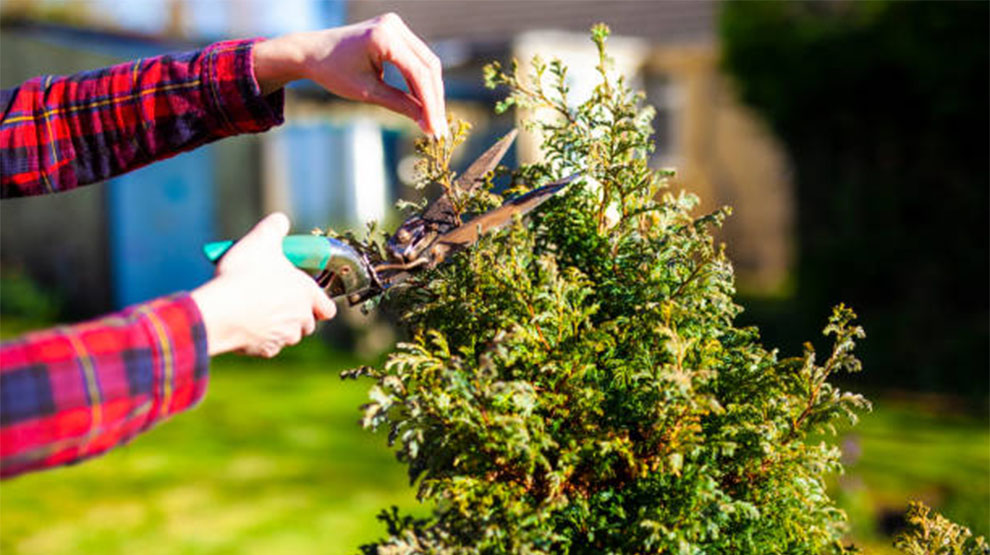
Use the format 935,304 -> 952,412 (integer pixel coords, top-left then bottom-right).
203,235 -> 332,273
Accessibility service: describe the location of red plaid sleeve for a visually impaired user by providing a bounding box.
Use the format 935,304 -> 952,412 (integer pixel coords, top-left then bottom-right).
0,293 -> 209,478
0,39 -> 283,197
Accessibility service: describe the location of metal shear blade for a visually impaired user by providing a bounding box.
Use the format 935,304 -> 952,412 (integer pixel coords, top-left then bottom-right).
347,172 -> 575,306
425,175 -> 573,261
387,129 -> 519,263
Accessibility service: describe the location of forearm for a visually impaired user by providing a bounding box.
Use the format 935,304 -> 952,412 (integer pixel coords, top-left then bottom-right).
0,294 -> 209,478
0,40 -> 283,197
1,14 -> 448,199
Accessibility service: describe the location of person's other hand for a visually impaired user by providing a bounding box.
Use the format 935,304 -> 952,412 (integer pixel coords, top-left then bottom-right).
253,13 -> 447,137
191,213 -> 336,358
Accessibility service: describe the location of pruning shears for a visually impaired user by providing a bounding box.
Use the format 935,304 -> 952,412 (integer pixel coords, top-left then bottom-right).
203,129 -> 576,306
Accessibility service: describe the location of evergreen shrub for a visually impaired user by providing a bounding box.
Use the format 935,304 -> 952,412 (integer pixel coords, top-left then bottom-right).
344,24 -> 874,553
894,502 -> 988,555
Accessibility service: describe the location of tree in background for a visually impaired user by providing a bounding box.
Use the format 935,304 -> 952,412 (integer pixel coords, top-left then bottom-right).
721,1 -> 989,394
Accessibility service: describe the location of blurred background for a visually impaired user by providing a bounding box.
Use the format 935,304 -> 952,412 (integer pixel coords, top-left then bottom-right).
0,1 -> 986,553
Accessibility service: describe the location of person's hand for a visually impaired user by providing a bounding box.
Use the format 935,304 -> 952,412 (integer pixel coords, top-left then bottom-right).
191,213 -> 336,358
253,13 -> 447,137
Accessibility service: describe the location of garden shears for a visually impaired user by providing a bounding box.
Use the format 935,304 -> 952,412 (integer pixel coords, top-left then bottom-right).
203,130 -> 576,306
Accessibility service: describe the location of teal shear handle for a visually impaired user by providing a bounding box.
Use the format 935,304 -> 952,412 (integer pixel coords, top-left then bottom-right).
203,235 -> 371,297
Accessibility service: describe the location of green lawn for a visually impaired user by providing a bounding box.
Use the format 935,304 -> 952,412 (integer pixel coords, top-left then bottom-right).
0,340 -> 421,555
0,334 -> 986,554
831,394 -> 989,553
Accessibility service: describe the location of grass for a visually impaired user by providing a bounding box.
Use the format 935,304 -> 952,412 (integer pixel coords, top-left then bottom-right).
831,394 -> 989,553
0,339 -> 421,555
0,326 -> 986,553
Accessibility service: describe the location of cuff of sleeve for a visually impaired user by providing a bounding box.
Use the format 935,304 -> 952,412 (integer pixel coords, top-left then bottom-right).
201,38 -> 285,136
136,293 -> 210,421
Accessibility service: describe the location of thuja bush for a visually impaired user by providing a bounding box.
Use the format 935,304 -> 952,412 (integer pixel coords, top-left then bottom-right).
894,502 -> 989,555
343,25 -> 873,553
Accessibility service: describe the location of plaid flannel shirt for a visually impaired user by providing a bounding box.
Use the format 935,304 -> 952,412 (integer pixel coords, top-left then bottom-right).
0,39 -> 284,477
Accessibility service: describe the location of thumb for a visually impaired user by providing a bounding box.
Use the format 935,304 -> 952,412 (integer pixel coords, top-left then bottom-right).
254,212 -> 291,245
238,212 -> 291,252
221,212 -> 291,268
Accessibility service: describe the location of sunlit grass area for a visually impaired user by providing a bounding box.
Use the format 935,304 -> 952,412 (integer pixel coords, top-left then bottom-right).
833,395 -> 989,553
1,322 -> 986,554
0,338 -> 420,555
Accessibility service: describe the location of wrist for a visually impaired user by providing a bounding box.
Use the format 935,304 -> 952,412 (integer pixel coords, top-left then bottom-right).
191,278 -> 245,356
253,34 -> 308,95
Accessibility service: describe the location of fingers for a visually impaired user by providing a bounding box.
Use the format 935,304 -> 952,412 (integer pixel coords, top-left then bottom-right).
240,340 -> 281,359
241,314 -> 313,358
205,211 -> 337,360
365,78 -> 423,123
376,41 -> 432,132
392,17 -> 447,136
312,285 -> 337,321
373,14 -> 446,136
259,342 -> 281,359
302,314 -> 317,337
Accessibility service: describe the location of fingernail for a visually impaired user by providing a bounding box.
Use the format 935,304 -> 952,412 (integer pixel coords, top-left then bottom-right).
432,119 -> 449,140
417,118 -> 431,136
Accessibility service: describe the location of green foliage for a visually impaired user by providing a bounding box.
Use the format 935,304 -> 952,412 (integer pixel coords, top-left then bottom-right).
345,24 -> 871,553
0,269 -> 62,323
0,341 -> 420,553
893,502 -> 988,555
